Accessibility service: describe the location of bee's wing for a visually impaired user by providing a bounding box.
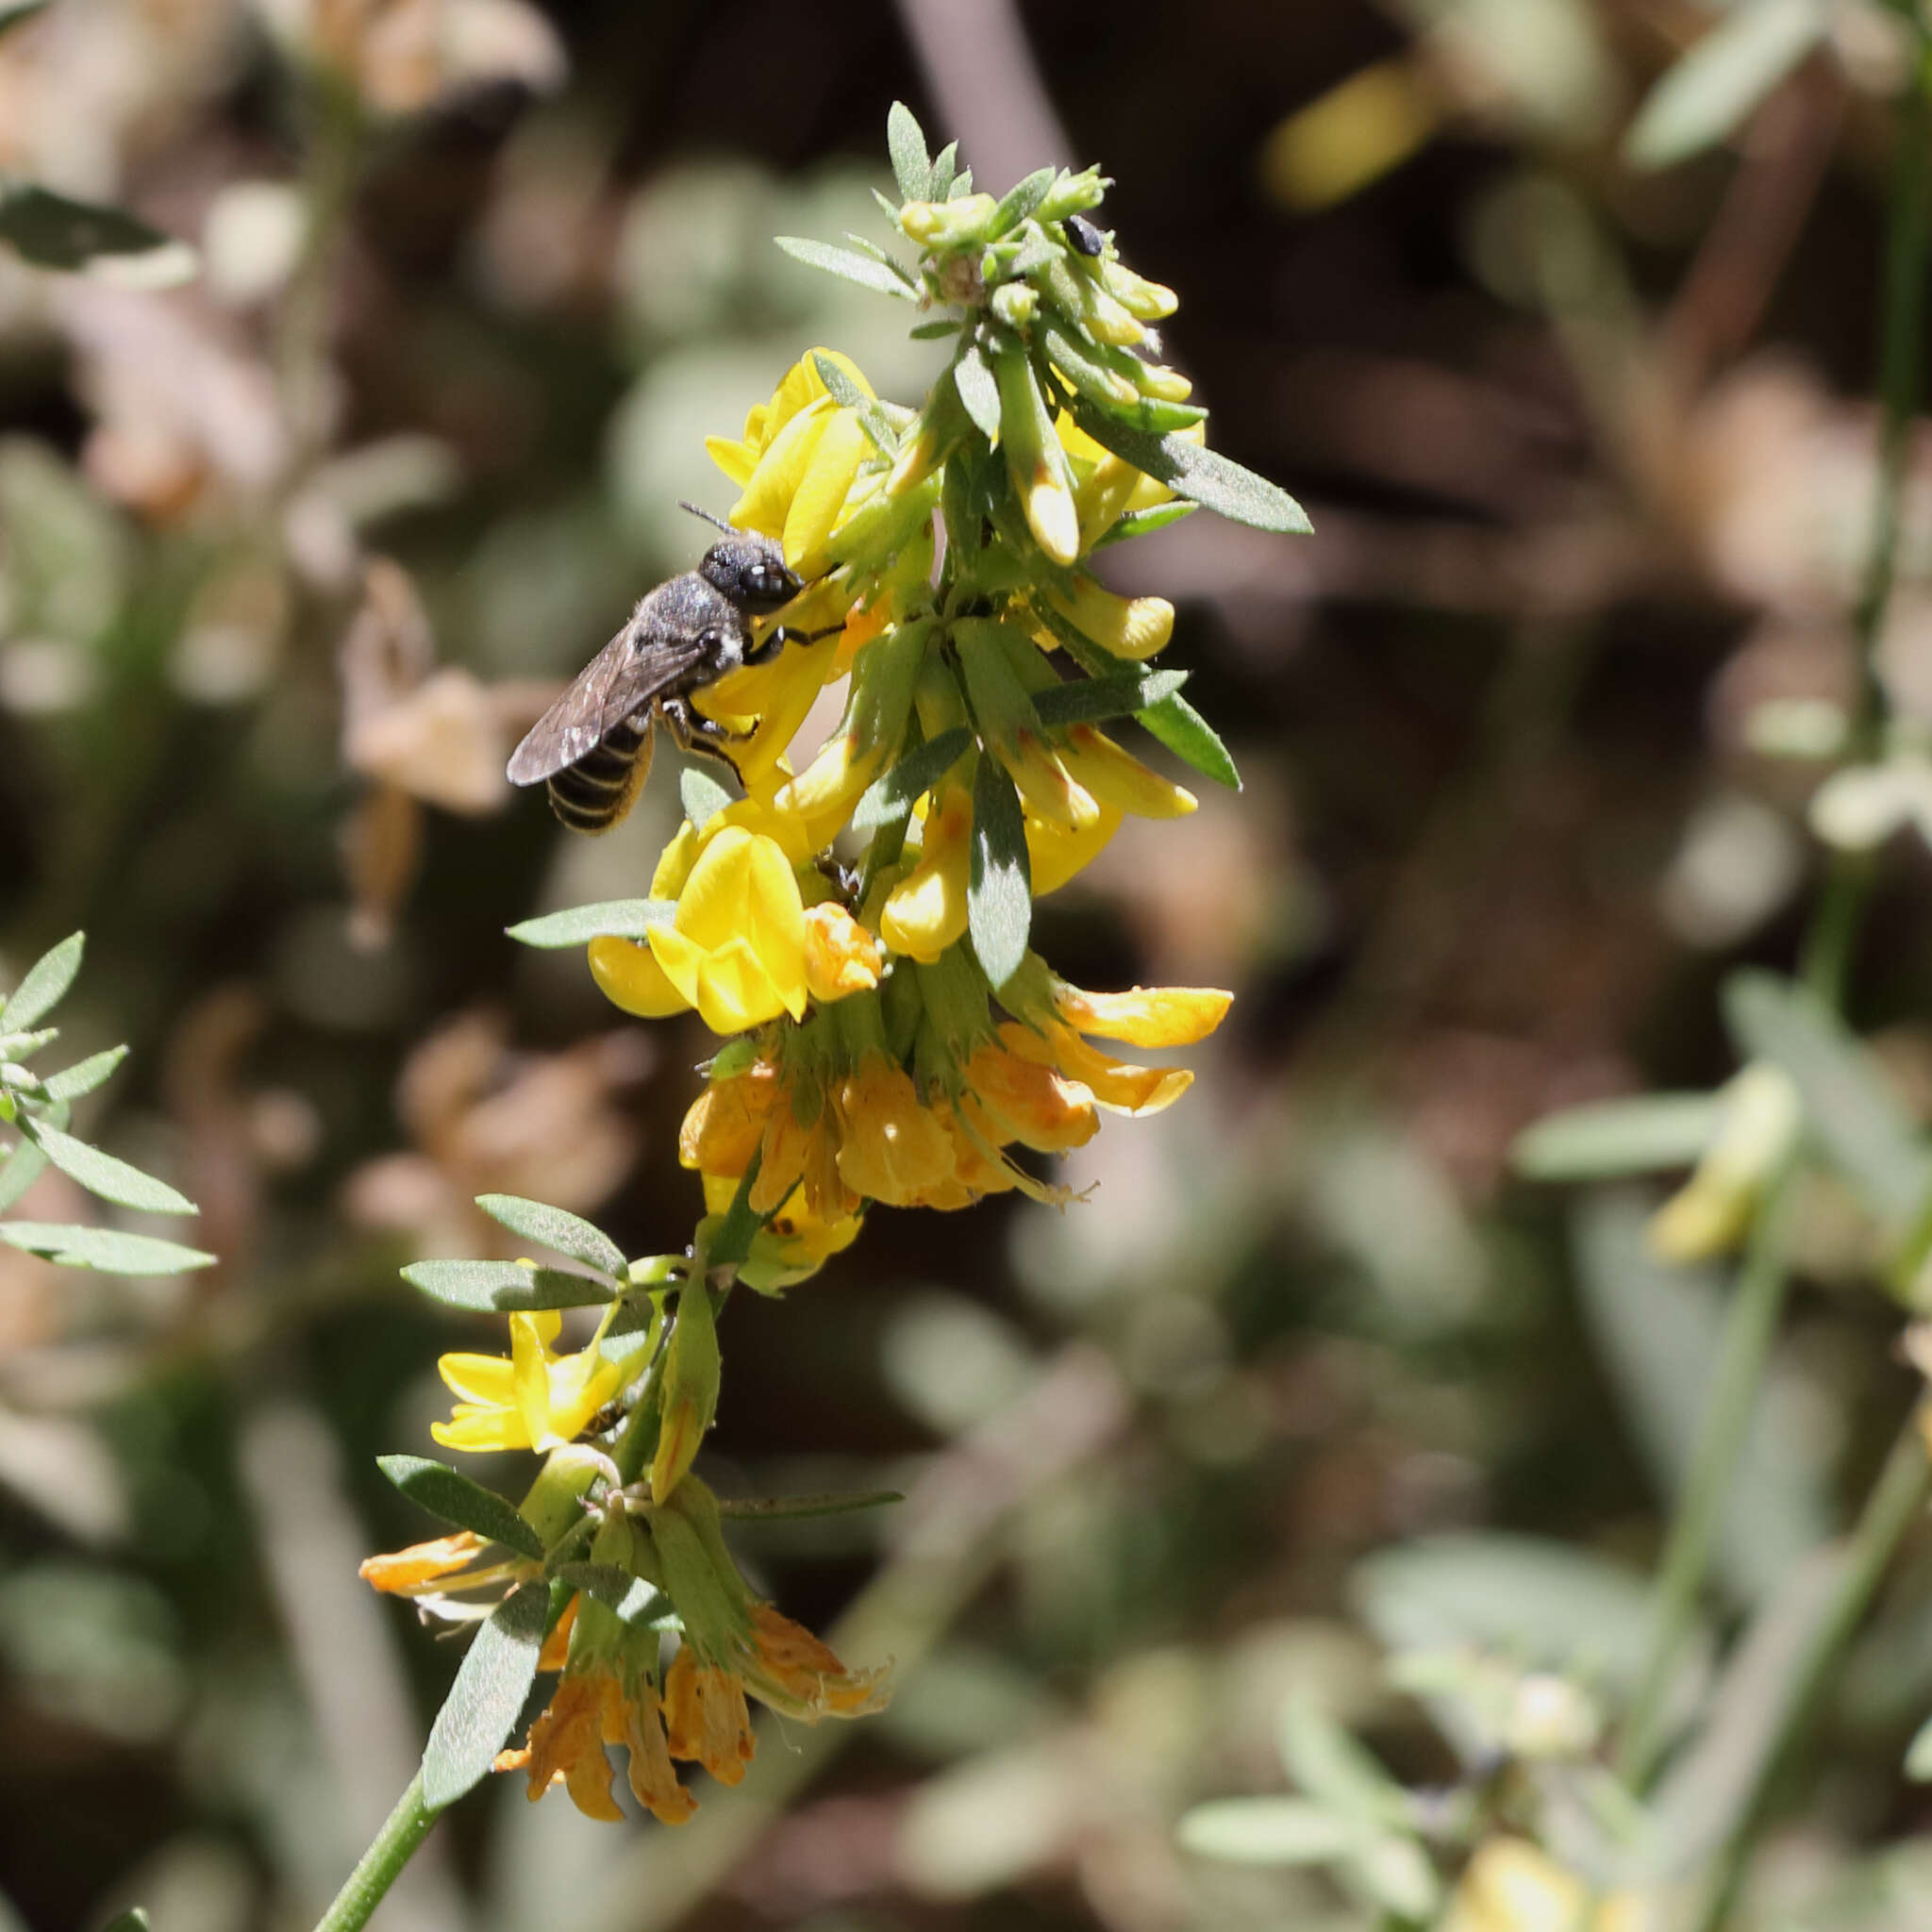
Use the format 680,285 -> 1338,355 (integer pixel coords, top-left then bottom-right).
507,622 -> 708,785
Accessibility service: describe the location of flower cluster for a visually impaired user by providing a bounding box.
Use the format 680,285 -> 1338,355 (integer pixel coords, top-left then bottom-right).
361,107 -> 1303,1831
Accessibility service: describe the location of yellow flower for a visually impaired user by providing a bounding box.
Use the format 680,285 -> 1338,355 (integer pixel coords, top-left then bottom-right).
707,348 -> 880,576
1648,1063 -> 1800,1263
699,1172 -> 863,1292
431,1309 -> 625,1454
1441,1838 -> 1654,1932
1049,978 -> 1232,1046
1040,576 -> 1174,659
358,1530 -> 491,1593
691,626 -> 845,794
834,1057 -> 958,1203
591,825 -> 809,1034
881,783 -> 974,961
804,901 -> 883,1003
504,1667 -> 698,1826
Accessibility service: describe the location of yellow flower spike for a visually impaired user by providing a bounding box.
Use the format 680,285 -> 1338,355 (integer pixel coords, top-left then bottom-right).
782,408 -> 872,575
1042,576 -> 1175,659
1052,980 -> 1233,1047
432,1310 -> 625,1454
645,827 -> 810,1034
881,784 -> 974,960
1058,724 -> 1196,818
834,1058 -> 957,1204
804,902 -> 883,1003
1026,802 -> 1122,896
358,1530 -> 488,1592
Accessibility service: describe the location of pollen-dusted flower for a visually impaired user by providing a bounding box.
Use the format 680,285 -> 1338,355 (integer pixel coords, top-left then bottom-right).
432,1308 -> 625,1454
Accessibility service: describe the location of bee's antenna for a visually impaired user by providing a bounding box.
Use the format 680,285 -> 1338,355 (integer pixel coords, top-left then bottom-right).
678,500 -> 738,537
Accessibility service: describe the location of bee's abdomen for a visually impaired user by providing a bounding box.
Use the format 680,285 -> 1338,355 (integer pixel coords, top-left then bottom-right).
545,713 -> 651,834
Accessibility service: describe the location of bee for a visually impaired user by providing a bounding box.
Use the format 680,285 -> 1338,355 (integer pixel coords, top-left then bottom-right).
507,504 -> 809,833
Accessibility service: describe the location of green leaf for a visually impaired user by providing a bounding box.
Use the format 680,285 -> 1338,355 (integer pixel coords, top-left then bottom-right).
1176,1796 -> 1364,1865
929,140 -> 958,200
1624,0 -> 1825,172
0,1221 -> 214,1274
909,318 -> 959,341
20,1119 -> 195,1215
775,235 -> 918,301
1723,970 -> 1931,1232
377,1455 -> 545,1560
968,754 -> 1030,990
1572,1191 -> 1832,1607
988,165 -> 1057,239
952,341 -> 1003,441
475,1195 -> 625,1279
421,1581 -> 549,1808
1091,501 -> 1199,548
716,1489 -> 905,1520
853,728 -> 974,831
401,1258 -> 615,1312
948,167 -> 975,200
42,1045 -> 128,1104
679,765 -> 732,830
1137,689 -> 1241,791
1278,1697 -> 1413,1830
551,1563 -> 667,1624
1065,395 -> 1312,535
100,1911 -> 151,1932
886,100 -> 932,203
0,1141 -> 48,1213
1510,1091 -> 1720,1181
809,350 -> 897,453
1032,669 -> 1188,730
505,898 -> 674,948
2,931 -> 83,1030
0,178 -> 189,274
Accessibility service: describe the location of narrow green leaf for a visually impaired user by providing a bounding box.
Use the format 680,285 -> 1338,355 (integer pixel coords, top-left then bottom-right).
378,1455 -> 545,1559
0,179 -> 188,273
929,140 -> 958,199
421,1582 -> 549,1807
0,1221 -> 215,1274
952,341 -> 1003,441
968,754 -> 1030,990
988,165 -> 1056,239
1091,501 -> 1199,548
679,765 -> 732,830
2,931 -> 83,1030
775,235 -> 918,301
400,1258 -> 615,1312
948,167 -> 974,199
1137,690 -> 1241,791
886,100 -> 932,203
717,1489 -> 905,1521
1177,1796 -> 1364,1865
809,350 -> 896,453
505,899 -> 674,948
853,728 -> 974,830
1510,1092 -> 1721,1182
475,1194 -> 625,1279
551,1563 -> 667,1624
21,1119 -> 195,1215
42,1045 -> 128,1104
1723,970 -> 1931,1231
1278,1698 -> 1413,1830
909,318 -> 959,341
1032,669 -> 1188,730
1624,0 -> 1825,172
1065,396 -> 1312,534
100,1911 -> 151,1932
0,1141 -> 48,1213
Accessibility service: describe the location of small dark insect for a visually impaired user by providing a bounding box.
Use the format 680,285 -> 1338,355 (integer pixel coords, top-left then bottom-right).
1062,212 -> 1106,257
508,504 -> 809,833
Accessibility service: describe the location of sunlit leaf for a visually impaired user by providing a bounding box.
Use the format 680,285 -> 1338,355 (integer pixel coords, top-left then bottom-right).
679,766 -> 732,830
1065,395 -> 1312,534
988,165 -> 1056,239
1136,688 -> 1241,791
774,236 -> 918,300
475,1195 -> 625,1279
421,1582 -> 549,1807
968,753 -> 1030,989
887,100 -> 932,203
505,899 -> 675,948
20,1120 -> 195,1216
377,1456 -> 544,1560
42,1046 -> 128,1104
1032,669 -> 1188,730
0,1142 -> 48,1214
400,1258 -> 615,1312
2,931 -> 83,1031
952,341 -> 1003,441
0,1222 -> 215,1274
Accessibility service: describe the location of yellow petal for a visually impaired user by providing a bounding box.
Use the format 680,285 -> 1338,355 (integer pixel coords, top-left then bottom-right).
510,1311 -> 558,1448
730,398 -> 832,537
1059,724 -> 1196,817
1054,982 -> 1232,1047
1025,804 -> 1121,896
589,933 -> 691,1019
782,408 -> 871,575
880,788 -> 973,960
704,434 -> 758,486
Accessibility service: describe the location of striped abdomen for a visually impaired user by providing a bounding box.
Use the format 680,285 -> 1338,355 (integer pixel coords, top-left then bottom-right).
545,709 -> 653,833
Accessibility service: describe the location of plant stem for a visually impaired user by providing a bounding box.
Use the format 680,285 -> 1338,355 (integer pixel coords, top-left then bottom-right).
1614,1162 -> 1802,1787
1694,1404 -> 1932,1931
313,1773 -> 441,1932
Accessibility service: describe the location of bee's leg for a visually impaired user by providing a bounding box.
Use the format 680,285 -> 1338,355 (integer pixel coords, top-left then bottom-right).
660,695 -> 755,770
741,622 -> 846,667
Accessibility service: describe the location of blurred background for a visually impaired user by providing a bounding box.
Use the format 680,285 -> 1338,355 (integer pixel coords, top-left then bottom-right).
4,0 -> 1932,1927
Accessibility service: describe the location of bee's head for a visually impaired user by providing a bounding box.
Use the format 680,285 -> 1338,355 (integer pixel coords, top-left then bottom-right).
699,531 -> 802,613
